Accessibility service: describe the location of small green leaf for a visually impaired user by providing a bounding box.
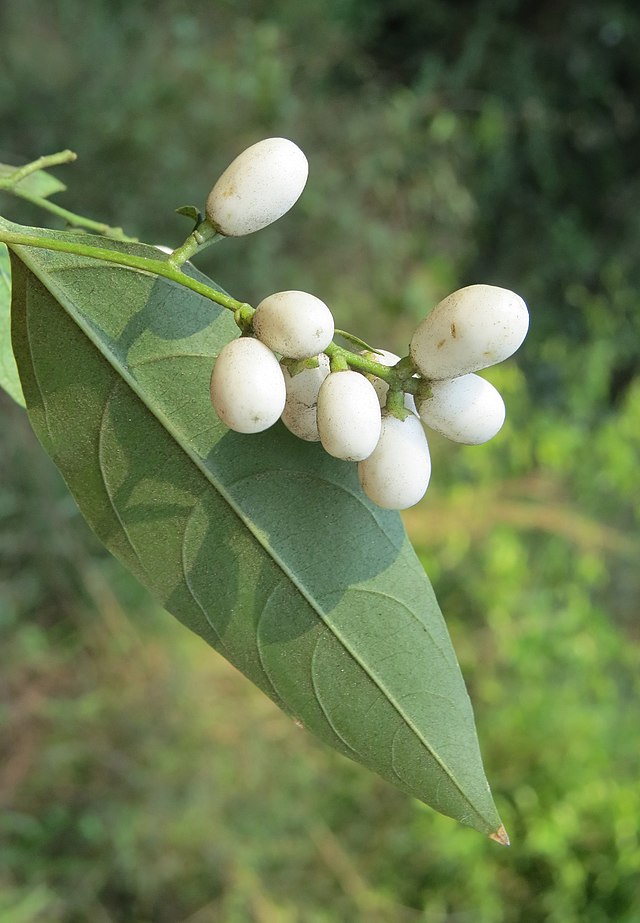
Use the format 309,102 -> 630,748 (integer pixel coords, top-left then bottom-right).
4,217 -> 503,838
0,163 -> 66,199
334,328 -> 383,354
0,243 -> 25,406
175,205 -> 203,226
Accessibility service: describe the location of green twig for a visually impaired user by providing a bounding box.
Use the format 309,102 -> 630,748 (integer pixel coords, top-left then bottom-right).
325,343 -> 395,382
0,149 -> 77,189
8,190 -> 137,241
393,354 -> 418,381
0,229 -> 243,313
385,388 -> 411,421
0,225 -> 422,392
168,218 -> 223,269
0,149 -> 137,241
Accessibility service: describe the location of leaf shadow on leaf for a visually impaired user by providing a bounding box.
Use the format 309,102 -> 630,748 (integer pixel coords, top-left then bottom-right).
201,425 -> 408,642
114,273 -> 220,351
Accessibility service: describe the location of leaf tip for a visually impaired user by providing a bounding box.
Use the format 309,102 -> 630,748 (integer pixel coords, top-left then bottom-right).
489,824 -> 510,847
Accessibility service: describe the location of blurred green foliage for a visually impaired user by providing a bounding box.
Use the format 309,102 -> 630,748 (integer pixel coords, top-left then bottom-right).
1,1 -> 638,920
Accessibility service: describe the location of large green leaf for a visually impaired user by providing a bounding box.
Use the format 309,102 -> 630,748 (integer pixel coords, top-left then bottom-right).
0,243 -> 25,406
5,217 -> 504,839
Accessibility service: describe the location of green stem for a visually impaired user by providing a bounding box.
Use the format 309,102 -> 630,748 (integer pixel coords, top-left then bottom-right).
393,354 -> 418,381
233,303 -> 256,333
0,149 -> 137,241
325,343 -> 395,382
326,347 -> 350,373
0,150 -> 77,189
401,375 -> 420,395
385,388 -> 410,421
0,229 -> 243,313
0,224 -> 423,393
168,218 -> 222,269
8,190 -> 137,241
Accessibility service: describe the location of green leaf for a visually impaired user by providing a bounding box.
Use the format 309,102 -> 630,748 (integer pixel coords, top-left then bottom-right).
4,217 -> 504,839
175,205 -> 203,225
0,163 -> 67,199
0,243 -> 25,406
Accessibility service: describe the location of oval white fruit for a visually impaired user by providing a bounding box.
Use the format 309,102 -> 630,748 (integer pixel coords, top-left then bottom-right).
210,337 -> 286,433
358,413 -> 431,510
410,284 -> 529,379
281,354 -> 330,442
316,370 -> 382,461
205,138 -> 309,237
363,348 -> 417,412
417,374 -> 505,445
253,291 -> 335,359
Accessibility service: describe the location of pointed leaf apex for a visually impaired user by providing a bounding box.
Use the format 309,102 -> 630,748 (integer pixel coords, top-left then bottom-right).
489,825 -> 510,847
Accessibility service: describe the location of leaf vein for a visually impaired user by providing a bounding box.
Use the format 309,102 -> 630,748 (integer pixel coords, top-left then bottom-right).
98,381 -> 148,576
180,493 -> 229,655
339,587 -> 450,662
254,582 -> 306,709
24,288 -> 55,447
310,636 -> 360,758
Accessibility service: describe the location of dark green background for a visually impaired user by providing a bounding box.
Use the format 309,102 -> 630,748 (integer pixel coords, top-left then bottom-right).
1,2 -> 638,921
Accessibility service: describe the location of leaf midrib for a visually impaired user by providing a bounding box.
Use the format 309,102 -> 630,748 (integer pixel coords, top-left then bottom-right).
16,245 -> 491,830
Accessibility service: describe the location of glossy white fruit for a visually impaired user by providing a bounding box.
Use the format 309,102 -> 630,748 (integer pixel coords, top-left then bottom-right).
364,348 -> 417,412
417,374 -> 505,444
316,370 -> 382,461
205,138 -> 309,237
410,284 -> 529,379
253,291 -> 335,359
281,354 -> 331,441
358,413 -> 431,510
210,337 -> 286,433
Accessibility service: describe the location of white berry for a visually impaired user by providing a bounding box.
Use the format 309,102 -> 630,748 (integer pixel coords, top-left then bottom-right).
316,370 -> 382,461
205,138 -> 309,237
358,413 -> 431,510
253,291 -> 335,359
210,337 -> 286,433
417,374 -> 505,445
281,354 -> 330,442
364,348 -> 416,412
410,284 -> 529,379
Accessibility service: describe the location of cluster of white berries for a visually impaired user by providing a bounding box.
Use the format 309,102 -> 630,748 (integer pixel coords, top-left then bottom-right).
205,138 -> 529,511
